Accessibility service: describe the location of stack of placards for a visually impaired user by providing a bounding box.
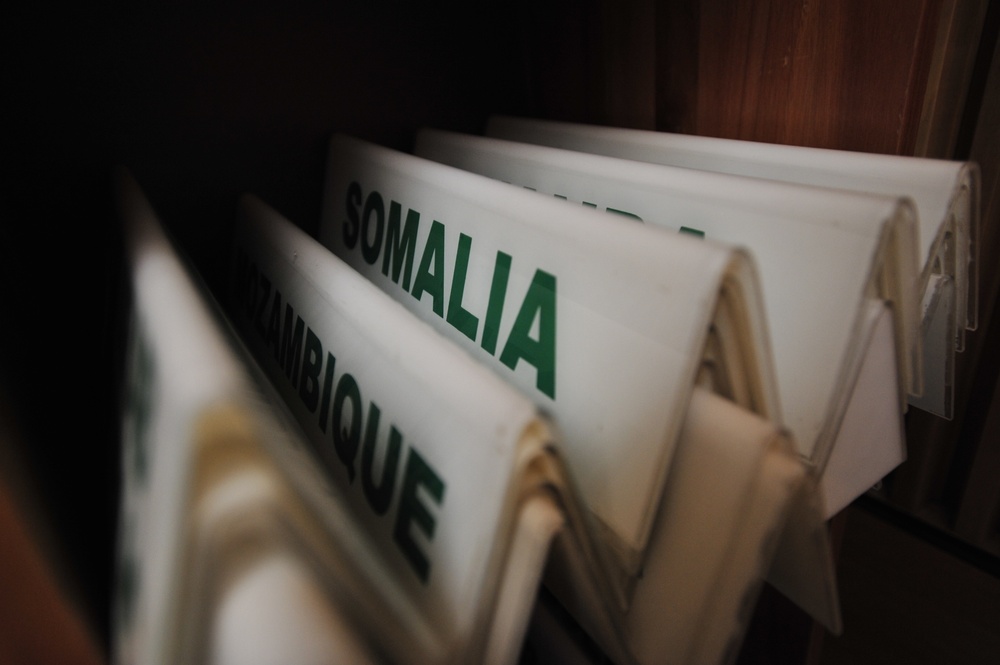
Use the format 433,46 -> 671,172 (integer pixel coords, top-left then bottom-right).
118,170 -> 626,665
229,195 -> 632,665
319,134 -> 829,664
485,116 -> 979,421
412,127 -> 923,522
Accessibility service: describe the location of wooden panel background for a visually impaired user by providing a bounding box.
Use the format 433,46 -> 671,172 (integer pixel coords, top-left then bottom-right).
687,0 -> 942,153
525,0 -> 1000,557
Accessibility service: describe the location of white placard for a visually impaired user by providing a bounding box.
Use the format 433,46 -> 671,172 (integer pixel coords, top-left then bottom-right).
116,171 -> 394,665
232,196 -> 618,664
119,169 -> 587,665
487,115 -> 978,419
319,133 -> 780,579
413,128 -> 915,513
318,135 -> 825,661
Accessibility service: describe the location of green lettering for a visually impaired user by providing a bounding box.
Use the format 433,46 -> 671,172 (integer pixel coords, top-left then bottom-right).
332,373 -> 362,482
343,181 -> 362,248
445,233 -> 479,341
317,353 -> 337,433
411,220 -> 446,317
280,306 -> 305,386
360,402 -> 402,516
361,191 -> 384,265
393,448 -> 445,584
679,226 -> 705,238
499,270 -> 557,400
481,251 -> 511,355
608,207 -> 642,222
266,291 -> 283,359
382,201 -> 420,290
298,328 -> 323,413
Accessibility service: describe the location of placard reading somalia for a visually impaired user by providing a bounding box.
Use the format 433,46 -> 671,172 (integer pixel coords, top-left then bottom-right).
320,133 -> 780,582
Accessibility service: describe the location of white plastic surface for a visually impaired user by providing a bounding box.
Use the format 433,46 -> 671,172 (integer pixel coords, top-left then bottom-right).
414,128 -> 919,473
209,553 -> 377,665
235,197 -> 565,662
487,115 -> 979,419
319,134 -> 780,575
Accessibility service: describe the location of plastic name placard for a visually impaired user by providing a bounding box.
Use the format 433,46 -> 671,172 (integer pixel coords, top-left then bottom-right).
231,195 -> 635,665
319,135 -> 828,663
116,171 -> 397,665
487,116 -> 979,420
414,128 -> 918,520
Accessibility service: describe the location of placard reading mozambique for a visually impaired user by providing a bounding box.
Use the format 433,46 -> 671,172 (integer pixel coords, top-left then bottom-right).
231,196 -> 639,665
